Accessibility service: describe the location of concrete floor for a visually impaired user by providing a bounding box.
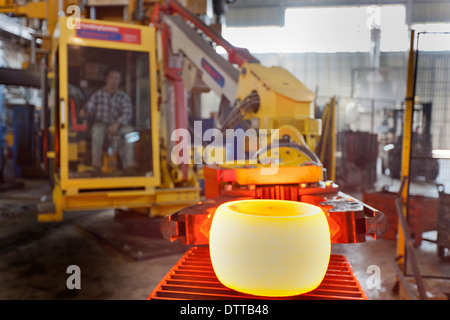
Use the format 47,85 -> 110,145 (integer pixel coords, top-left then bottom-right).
0,178 -> 449,300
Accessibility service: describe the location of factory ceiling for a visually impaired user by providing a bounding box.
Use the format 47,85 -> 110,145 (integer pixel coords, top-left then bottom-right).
225,0 -> 450,26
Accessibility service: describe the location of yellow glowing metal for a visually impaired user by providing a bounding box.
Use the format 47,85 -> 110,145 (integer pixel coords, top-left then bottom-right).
209,199 -> 331,297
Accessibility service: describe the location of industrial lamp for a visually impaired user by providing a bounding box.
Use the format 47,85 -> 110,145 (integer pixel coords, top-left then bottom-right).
209,199 -> 331,297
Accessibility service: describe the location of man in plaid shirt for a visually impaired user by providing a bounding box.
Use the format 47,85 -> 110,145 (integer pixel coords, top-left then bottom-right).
83,68 -> 136,174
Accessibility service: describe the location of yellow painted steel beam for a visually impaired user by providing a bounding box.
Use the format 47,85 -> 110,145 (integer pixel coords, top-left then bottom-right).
396,29 -> 416,268
329,97 -> 336,182
37,186 -> 201,221
0,1 -> 46,19
0,6 -> 14,12
316,97 -> 336,181
37,185 -> 64,222
0,0 -> 14,6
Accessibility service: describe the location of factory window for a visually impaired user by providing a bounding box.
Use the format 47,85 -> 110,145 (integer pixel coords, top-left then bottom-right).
411,23 -> 450,51
221,5 -> 408,53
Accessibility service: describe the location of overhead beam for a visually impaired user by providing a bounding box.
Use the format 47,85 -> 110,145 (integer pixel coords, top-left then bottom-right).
0,67 -> 41,88
226,0 -> 450,26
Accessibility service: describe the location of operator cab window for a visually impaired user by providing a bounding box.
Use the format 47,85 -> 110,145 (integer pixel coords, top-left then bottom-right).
67,45 -> 153,178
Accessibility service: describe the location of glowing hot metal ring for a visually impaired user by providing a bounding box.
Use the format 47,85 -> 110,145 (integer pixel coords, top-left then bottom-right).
209,199 -> 331,297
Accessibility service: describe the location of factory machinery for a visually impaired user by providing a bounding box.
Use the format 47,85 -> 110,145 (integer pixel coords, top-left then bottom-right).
0,0 -> 388,299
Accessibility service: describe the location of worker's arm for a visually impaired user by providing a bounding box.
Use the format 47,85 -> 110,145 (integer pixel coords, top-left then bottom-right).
82,90 -> 99,119
115,93 -> 132,125
107,92 -> 132,135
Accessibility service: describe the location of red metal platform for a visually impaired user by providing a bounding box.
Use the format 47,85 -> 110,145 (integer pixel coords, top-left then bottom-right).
148,246 -> 368,300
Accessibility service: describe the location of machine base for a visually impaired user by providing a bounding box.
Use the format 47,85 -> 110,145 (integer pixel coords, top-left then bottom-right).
148,246 -> 368,300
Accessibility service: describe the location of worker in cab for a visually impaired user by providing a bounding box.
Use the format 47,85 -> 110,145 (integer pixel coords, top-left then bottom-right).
80,68 -> 137,176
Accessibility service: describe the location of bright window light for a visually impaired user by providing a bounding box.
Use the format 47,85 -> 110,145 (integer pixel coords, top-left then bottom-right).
432,149 -> 450,159
221,5 -> 408,53
284,6 -> 371,53
379,6 -> 409,52
412,23 -> 450,51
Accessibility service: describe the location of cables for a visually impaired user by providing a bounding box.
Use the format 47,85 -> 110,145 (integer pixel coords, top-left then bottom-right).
216,91 -> 260,132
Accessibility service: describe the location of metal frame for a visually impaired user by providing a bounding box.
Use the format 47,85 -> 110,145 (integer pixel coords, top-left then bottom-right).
396,29 -> 415,267
148,246 -> 368,300
57,16 -> 160,189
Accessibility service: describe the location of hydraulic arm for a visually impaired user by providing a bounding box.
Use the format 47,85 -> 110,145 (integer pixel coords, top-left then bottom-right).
153,0 -> 388,244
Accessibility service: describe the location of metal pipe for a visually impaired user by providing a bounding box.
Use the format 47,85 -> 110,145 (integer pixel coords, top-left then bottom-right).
30,34 -> 37,67
395,195 -> 427,300
40,54 -> 49,174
